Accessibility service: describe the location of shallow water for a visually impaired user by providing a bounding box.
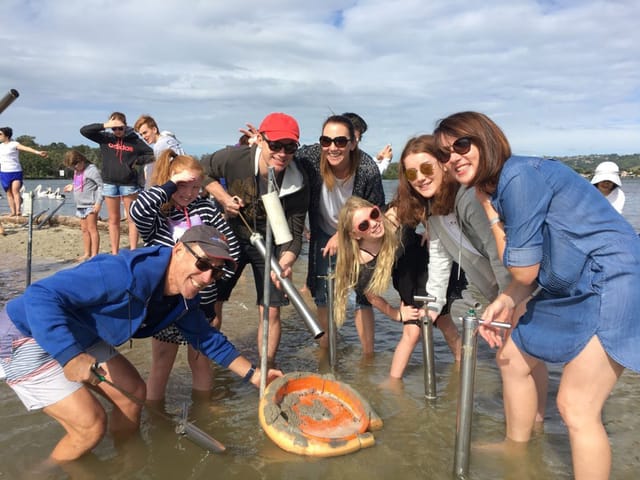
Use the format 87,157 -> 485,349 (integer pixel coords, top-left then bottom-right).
1,180 -> 639,479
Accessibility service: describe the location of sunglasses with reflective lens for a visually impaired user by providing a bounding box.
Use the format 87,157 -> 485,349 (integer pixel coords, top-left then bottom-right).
183,242 -> 226,280
319,135 -> 350,148
404,162 -> 435,182
112,126 -> 125,132
439,136 -> 472,162
355,206 -> 382,233
262,135 -> 298,154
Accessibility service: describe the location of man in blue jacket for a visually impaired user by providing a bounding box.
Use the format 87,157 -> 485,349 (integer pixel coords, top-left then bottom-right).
0,225 -> 280,463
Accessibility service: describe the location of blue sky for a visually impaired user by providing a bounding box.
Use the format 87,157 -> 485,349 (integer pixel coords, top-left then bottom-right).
1,0 -> 638,158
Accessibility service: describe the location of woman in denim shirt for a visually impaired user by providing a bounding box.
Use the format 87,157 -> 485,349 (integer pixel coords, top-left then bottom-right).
434,111 -> 640,479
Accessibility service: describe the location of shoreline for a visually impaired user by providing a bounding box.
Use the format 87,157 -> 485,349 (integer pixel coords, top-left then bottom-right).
0,213 -> 132,262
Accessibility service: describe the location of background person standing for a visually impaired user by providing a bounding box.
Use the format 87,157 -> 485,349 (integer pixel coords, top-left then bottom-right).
0,126 -> 48,217
80,112 -> 154,254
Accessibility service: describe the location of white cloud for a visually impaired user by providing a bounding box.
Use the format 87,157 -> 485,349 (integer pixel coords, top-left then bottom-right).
0,0 -> 638,156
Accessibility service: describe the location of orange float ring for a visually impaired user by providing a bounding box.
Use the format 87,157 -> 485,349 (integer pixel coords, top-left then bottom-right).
259,371 -> 383,457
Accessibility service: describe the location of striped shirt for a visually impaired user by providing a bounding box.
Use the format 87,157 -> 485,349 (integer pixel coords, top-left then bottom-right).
129,181 -> 240,317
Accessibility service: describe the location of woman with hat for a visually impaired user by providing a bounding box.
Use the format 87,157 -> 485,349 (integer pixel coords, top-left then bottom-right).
591,161 -> 625,213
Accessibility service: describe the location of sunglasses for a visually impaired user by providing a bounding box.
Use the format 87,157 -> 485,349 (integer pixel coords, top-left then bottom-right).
404,162 -> 435,182
112,126 -> 125,132
319,135 -> 350,148
262,135 -> 298,154
439,137 -> 472,162
355,206 -> 382,233
183,242 -> 226,280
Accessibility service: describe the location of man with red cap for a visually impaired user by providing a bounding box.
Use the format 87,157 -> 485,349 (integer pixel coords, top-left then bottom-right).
201,112 -> 309,367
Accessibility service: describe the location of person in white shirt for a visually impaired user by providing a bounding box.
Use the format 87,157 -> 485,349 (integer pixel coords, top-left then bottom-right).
0,126 -> 48,216
591,161 -> 625,214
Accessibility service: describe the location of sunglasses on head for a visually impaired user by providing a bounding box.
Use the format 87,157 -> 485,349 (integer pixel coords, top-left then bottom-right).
355,206 -> 382,233
404,162 -> 435,182
112,126 -> 125,132
262,135 -> 298,154
319,135 -> 350,148
183,242 -> 226,280
439,136 -> 472,162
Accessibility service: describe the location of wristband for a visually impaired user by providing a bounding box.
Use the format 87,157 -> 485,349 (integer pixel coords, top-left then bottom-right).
488,216 -> 501,226
243,364 -> 256,383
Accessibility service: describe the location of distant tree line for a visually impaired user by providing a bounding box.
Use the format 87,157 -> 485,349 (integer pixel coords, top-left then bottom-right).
13,134 -> 640,179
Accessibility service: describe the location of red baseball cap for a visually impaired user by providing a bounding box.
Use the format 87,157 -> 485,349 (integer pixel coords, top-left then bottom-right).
258,112 -> 300,142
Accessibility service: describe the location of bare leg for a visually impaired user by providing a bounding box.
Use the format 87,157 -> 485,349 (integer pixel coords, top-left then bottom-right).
212,301 -> 224,330
104,196 -> 121,254
497,337 -> 541,443
121,194 -> 138,250
316,305 -> 329,348
557,336 -> 623,480
146,338 -> 179,402
435,313 -> 461,361
79,217 -> 91,260
389,323 -> 421,378
86,212 -> 100,257
8,179 -> 21,216
257,305 -> 281,367
43,388 -> 107,462
187,345 -> 214,392
354,306 -> 375,355
98,354 -> 145,437
532,362 -> 548,424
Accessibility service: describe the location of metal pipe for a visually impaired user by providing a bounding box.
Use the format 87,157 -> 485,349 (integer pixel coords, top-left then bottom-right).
453,311 -> 512,478
327,262 -> 337,368
25,191 -> 34,286
259,167 -> 275,396
250,232 -> 324,339
453,313 -> 479,478
414,295 -> 437,401
0,89 -> 19,115
90,365 -> 225,453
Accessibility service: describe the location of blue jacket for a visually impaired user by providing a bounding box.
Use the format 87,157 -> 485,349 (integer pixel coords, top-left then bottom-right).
6,246 -> 240,368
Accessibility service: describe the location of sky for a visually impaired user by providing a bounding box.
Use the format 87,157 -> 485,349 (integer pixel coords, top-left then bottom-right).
1,0 -> 638,158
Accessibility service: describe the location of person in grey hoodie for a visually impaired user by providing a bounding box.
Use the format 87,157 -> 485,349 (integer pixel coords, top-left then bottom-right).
63,150 -> 103,260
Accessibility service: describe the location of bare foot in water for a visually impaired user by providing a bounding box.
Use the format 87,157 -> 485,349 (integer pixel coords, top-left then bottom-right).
472,437 -> 529,455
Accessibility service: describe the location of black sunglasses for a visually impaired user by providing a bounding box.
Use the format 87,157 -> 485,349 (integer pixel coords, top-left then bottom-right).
183,242 -> 226,280
262,135 -> 298,154
112,126 -> 125,132
439,137 -> 472,162
404,162 -> 435,182
319,135 -> 350,148
355,206 -> 382,233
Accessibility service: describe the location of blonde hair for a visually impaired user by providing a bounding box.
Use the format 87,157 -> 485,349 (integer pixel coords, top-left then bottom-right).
149,150 -> 203,214
333,197 -> 398,327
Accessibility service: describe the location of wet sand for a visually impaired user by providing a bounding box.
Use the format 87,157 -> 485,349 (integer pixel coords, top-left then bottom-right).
0,213 -> 137,261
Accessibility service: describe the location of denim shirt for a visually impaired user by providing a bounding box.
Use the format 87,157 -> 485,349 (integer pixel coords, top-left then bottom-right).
490,156 -> 636,295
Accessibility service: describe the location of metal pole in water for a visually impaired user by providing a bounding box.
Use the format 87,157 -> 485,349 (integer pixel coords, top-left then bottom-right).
25,191 -> 34,287
327,261 -> 337,368
259,167 -> 275,396
250,233 -> 324,339
453,313 -> 479,478
415,295 -> 437,401
453,311 -> 512,478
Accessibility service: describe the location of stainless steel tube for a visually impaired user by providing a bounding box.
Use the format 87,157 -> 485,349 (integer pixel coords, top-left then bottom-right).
414,295 -> 437,400
0,89 -> 19,115
453,314 -> 479,478
250,233 -> 324,339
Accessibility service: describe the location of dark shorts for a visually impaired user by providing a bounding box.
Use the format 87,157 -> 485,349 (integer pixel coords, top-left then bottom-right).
0,171 -> 23,191
216,239 -> 289,307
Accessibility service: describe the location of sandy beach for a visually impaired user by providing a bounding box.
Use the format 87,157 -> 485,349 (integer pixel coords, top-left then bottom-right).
0,213 -> 133,262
